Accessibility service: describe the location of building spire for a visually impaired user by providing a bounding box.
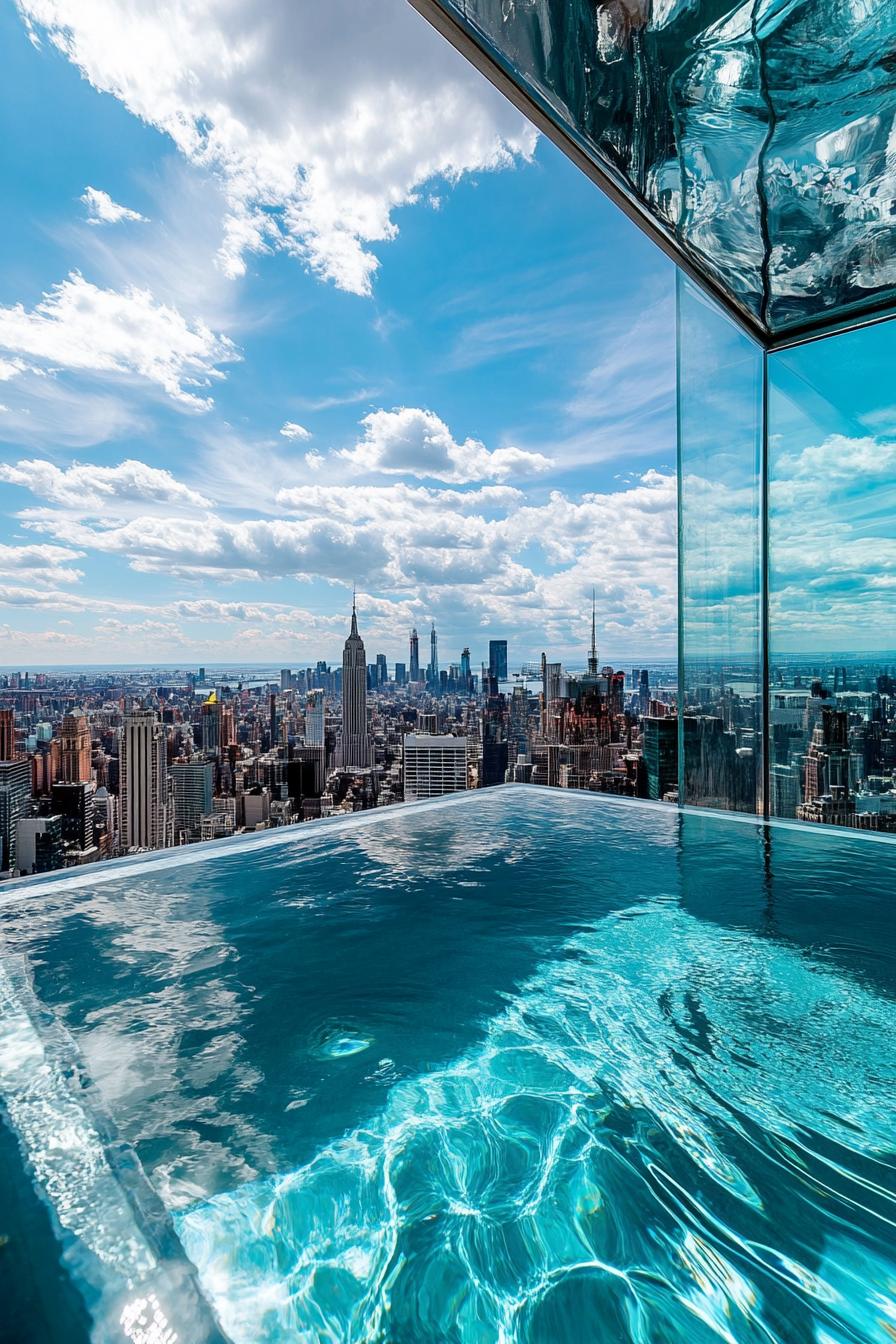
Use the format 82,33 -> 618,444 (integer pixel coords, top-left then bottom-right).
350,584 -> 359,637
588,587 -> 599,676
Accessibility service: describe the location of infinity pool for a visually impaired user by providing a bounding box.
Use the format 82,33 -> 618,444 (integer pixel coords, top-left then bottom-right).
1,788 -> 895,1343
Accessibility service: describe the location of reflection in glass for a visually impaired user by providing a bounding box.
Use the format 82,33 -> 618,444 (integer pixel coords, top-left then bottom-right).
677,275 -> 763,811
423,0 -> 896,336
768,317 -> 896,830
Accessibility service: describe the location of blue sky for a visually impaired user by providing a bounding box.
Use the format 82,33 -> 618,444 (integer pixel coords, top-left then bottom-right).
0,0 -> 681,670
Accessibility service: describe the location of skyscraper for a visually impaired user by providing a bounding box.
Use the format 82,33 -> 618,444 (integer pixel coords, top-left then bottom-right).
0,757 -> 31,871
338,595 -> 372,769
489,639 -> 508,683
0,708 -> 15,761
430,624 -> 439,688
409,628 -> 420,683
587,591 -> 599,679
59,709 -> 92,783
305,689 -> 325,747
201,691 -> 220,755
121,710 -> 168,851
460,647 -> 471,691
170,761 -> 214,842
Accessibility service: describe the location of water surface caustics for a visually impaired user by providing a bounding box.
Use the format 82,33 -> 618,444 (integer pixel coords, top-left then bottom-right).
177,859 -> 896,1340
2,791 -> 895,1343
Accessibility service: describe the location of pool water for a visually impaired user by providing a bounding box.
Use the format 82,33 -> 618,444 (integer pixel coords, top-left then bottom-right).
1,788 -> 895,1343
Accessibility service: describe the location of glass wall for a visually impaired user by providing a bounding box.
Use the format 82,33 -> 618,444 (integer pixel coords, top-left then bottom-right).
767,317 -> 896,830
677,275 -> 763,812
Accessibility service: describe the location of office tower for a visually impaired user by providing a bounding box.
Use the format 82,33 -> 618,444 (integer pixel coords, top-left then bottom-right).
51,781 -> 95,854
481,684 -> 509,786
269,692 -> 278,746
170,761 -> 214,842
376,653 -> 388,686
0,758 -> 31,871
16,815 -> 64,876
201,691 -> 220,754
409,628 -> 420,682
430,624 -> 439,688
460,648 -> 471,691
541,657 -> 563,741
642,716 -> 678,800
198,667 -> 206,683
305,689 -> 325,747
220,701 -> 236,750
510,685 -> 530,755
639,669 -> 651,717
121,710 -> 168,851
338,596 -> 372,769
803,707 -> 851,804
395,662 -> 407,686
403,735 -> 468,802
489,639 -> 508,684
280,668 -> 292,692
0,708 -> 14,761
59,709 -> 92,783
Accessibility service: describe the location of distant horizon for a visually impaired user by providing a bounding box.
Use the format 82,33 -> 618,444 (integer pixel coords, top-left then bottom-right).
1,648 -> 894,676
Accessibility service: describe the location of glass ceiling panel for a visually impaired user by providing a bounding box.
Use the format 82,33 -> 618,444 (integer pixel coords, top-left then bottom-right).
417,0 -> 896,341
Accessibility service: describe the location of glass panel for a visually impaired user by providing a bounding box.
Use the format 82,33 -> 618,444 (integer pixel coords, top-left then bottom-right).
677,274 -> 763,811
768,316 -> 896,832
422,0 -> 896,337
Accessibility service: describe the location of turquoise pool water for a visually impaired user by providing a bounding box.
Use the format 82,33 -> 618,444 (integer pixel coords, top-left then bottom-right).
1,789 -> 895,1343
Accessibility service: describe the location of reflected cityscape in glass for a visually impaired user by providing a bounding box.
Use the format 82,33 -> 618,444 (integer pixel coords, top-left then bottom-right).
420,0 -> 896,337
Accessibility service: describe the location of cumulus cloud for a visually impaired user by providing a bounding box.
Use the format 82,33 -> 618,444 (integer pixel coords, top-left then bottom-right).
23,512 -> 391,585
0,542 -> 84,586
0,272 -> 238,409
279,421 -> 312,441
276,482 -> 523,521
18,0 -> 536,295
81,185 -> 147,226
340,407 -> 553,483
0,457 -> 210,510
11,464 -> 680,658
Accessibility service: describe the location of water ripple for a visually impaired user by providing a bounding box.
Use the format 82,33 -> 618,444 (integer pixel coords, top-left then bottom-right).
177,905 -> 896,1342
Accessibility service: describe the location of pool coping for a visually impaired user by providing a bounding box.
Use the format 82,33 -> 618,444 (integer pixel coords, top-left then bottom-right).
2,783 -> 894,910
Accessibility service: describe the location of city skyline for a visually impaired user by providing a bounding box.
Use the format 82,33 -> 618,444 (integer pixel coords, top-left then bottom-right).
0,1 -> 680,669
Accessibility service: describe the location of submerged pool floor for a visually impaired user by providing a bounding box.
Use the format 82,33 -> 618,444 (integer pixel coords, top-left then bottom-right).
2,789 -> 895,1343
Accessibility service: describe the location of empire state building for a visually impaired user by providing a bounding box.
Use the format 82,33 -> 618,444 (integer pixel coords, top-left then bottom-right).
338,594 -> 372,769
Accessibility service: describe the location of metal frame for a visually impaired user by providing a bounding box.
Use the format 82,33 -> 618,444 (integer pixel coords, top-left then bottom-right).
409,0 -> 896,353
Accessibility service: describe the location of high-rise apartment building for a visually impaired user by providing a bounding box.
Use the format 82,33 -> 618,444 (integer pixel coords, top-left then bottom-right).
121,710 -> 168,851
403,734 -> 468,802
338,598 -> 372,769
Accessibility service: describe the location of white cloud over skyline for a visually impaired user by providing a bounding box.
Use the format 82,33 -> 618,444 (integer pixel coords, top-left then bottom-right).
341,407 -> 553,483
0,273 -> 239,410
19,0 -> 536,295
